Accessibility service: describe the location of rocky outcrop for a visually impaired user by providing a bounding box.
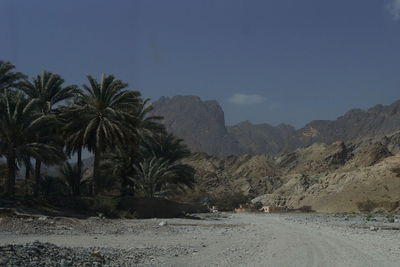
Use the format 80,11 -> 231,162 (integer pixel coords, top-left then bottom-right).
182,153 -> 282,197
151,96 -> 241,156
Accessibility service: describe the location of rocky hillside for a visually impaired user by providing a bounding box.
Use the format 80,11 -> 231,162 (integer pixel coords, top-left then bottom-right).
151,96 -> 400,156
184,132 -> 400,213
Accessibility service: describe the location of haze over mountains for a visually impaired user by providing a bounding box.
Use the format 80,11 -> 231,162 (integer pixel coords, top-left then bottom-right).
151,96 -> 400,156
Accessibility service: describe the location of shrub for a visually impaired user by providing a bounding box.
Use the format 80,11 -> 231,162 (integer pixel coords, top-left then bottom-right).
386,214 -> 395,223
91,196 -> 119,218
356,199 -> 378,213
209,192 -> 249,211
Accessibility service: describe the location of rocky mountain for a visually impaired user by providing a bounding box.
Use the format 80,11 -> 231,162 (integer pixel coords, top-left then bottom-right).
151,96 -> 300,156
151,96 -> 400,156
296,100 -> 400,146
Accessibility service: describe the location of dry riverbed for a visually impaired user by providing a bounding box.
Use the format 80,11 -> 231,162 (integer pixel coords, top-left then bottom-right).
1,212 -> 400,266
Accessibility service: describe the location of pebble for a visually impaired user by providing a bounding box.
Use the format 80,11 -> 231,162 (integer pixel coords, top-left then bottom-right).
0,241 -> 193,266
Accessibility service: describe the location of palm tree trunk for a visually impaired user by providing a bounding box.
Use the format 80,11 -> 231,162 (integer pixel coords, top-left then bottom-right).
24,157 -> 31,196
5,153 -> 16,197
92,148 -> 101,195
120,175 -> 127,196
34,159 -> 42,196
75,147 -> 82,196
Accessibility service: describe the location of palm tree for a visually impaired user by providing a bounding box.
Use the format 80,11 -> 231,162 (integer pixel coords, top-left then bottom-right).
103,98 -> 164,196
18,71 -> 78,195
69,74 -> 141,195
142,133 -> 191,162
59,161 -> 87,196
0,90 -> 66,196
131,156 -> 195,198
59,98 -> 86,185
127,98 -> 164,144
0,61 -> 25,92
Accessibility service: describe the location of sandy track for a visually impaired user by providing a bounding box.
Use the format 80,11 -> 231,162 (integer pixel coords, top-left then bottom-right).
1,213 -> 399,266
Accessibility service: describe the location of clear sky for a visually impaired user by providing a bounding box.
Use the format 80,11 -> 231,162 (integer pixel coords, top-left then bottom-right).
1,0 -> 400,128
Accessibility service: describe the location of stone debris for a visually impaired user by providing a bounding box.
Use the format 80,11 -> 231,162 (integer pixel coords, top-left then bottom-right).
0,241 -> 194,266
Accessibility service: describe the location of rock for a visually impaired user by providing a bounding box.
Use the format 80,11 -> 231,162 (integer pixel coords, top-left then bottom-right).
159,221 -> 167,227
370,226 -> 378,231
38,216 -> 47,221
0,241 -> 182,266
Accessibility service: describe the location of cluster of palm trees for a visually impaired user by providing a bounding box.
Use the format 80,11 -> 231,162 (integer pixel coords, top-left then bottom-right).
0,61 -> 195,198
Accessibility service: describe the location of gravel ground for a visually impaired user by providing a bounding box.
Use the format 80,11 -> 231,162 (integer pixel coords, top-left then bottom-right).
1,212 -> 400,266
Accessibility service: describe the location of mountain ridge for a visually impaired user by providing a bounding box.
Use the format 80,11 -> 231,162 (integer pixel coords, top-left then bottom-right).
151,95 -> 400,156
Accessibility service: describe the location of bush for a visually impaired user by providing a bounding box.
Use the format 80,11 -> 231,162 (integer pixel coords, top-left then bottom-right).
91,196 -> 119,218
209,192 -> 249,211
386,214 -> 395,223
356,199 -> 378,213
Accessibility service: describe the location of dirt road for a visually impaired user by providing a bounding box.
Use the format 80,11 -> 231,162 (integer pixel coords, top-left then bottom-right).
1,213 -> 399,266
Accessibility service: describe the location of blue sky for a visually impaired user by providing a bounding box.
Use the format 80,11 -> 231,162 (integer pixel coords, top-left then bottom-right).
1,0 -> 400,128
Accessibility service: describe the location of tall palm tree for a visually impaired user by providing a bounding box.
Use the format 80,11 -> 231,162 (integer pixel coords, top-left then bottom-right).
0,61 -> 25,92
59,98 -> 86,184
103,98 -> 164,196
69,74 -> 141,195
18,71 -> 78,195
0,90 -> 66,196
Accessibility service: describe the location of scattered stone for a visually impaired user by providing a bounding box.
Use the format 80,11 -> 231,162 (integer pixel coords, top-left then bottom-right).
0,241 -> 192,266
159,221 -> 168,227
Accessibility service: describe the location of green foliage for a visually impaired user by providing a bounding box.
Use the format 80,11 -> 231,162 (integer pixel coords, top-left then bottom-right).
209,192 -> 250,211
0,61 -> 192,203
106,132 -> 195,199
132,156 -> 195,198
141,133 -> 191,162
0,90 -> 66,195
64,74 -> 142,194
0,61 -> 25,92
19,71 -> 78,114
